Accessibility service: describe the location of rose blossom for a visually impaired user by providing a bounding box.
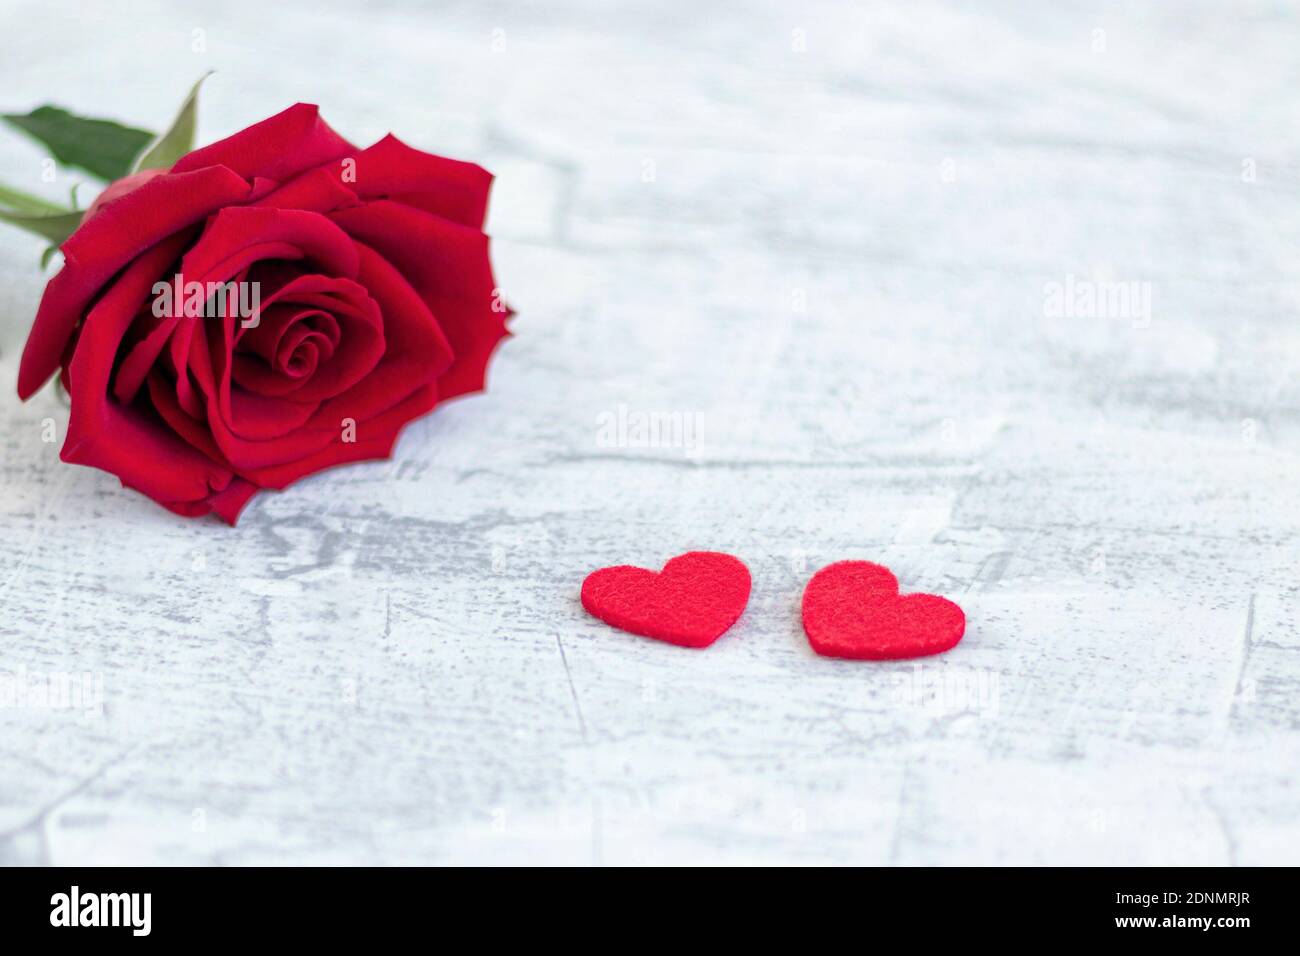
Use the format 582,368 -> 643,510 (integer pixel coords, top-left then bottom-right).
17,103 -> 510,523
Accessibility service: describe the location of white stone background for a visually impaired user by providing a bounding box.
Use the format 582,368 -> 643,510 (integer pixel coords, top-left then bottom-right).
1,0 -> 1298,865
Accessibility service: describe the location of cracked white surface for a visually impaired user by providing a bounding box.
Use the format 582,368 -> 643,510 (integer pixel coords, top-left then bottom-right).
1,0 -> 1299,864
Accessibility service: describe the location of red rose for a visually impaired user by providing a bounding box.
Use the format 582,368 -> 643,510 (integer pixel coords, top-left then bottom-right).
17,103 -> 510,523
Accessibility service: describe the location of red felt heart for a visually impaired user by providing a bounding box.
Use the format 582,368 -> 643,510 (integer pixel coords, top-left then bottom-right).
801,561 -> 965,660
580,551 -> 751,648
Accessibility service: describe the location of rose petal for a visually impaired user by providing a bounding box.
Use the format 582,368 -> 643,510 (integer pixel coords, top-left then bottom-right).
255,166 -> 362,214
18,165 -> 253,399
171,103 -> 354,183
135,476 -> 258,525
129,207 -> 359,416
225,386 -> 319,441
329,201 -> 509,400
62,234 -> 238,506
207,477 -> 260,524
83,168 -> 166,219
240,383 -> 439,489
345,133 -> 493,229
180,206 -> 360,284
199,292 -> 340,468
305,241 -> 451,428
232,276 -> 384,400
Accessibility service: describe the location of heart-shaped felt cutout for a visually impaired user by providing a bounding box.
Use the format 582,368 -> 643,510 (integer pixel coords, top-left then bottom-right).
802,560 -> 965,660
581,551 -> 751,648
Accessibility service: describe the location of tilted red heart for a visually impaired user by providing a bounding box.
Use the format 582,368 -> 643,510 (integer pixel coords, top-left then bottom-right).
801,560 -> 965,660
580,551 -> 751,648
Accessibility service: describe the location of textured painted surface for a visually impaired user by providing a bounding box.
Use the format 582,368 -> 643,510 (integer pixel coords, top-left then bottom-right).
1,0 -> 1298,864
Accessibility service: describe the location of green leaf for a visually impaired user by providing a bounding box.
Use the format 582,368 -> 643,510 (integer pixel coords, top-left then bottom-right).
0,180 -> 66,215
40,244 -> 61,269
0,207 -> 82,245
132,72 -> 212,173
1,106 -> 154,181
0,177 -> 79,248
